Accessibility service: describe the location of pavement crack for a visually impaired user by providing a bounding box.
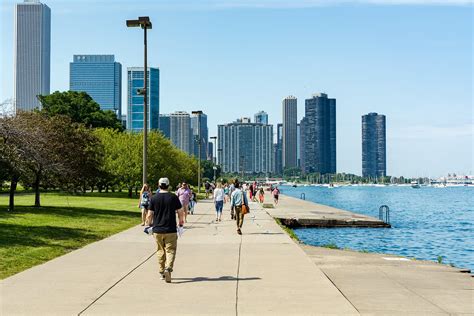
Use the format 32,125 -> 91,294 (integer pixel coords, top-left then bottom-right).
320,269 -> 361,315
77,250 -> 156,315
235,234 -> 243,316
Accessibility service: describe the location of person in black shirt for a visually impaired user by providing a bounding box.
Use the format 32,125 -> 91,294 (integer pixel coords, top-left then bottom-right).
146,177 -> 184,283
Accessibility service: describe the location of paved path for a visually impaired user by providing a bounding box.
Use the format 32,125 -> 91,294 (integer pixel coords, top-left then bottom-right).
0,198 -> 357,315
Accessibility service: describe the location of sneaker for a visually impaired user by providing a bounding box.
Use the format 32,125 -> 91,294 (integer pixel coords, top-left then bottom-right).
159,273 -> 165,280
164,269 -> 171,283
237,228 -> 242,235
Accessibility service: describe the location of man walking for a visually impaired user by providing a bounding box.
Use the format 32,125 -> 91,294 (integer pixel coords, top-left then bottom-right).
231,182 -> 249,235
147,178 -> 184,283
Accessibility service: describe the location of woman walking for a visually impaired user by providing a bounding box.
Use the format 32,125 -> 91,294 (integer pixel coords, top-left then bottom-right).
272,186 -> 280,205
139,184 -> 152,225
177,183 -> 191,223
213,183 -> 225,222
258,187 -> 265,204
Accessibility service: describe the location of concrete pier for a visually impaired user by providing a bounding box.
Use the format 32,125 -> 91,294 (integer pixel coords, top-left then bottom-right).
266,192 -> 391,228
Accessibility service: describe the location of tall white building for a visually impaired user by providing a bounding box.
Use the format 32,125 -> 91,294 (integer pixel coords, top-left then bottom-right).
170,111 -> 192,155
14,0 -> 51,112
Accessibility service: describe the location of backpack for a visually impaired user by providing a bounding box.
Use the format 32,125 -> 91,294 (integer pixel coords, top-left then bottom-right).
142,191 -> 150,205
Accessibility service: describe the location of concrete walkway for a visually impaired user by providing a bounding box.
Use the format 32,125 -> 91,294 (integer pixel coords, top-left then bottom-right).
1,198 -> 357,315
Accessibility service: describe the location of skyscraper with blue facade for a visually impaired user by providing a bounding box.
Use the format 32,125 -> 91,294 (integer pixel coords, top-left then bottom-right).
127,67 -> 159,132
302,93 -> 336,175
70,55 -> 122,116
191,113 -> 208,159
362,113 -> 386,178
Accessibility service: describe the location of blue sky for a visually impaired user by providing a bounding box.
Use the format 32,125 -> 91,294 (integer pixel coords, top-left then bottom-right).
1,0 -> 472,177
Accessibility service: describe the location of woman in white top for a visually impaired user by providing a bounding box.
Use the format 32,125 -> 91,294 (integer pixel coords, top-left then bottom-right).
213,183 -> 225,222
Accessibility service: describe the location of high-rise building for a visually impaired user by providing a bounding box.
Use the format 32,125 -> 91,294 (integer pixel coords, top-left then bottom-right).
191,113 -> 208,159
300,118 -> 307,172
282,96 -> 297,169
218,119 -> 273,174
70,55 -> 122,117
170,111 -> 192,155
207,142 -> 214,161
274,123 -> 283,174
302,93 -> 336,174
297,123 -> 301,168
158,114 -> 171,138
127,67 -> 159,133
362,113 -> 386,178
254,111 -> 268,124
14,0 -> 51,112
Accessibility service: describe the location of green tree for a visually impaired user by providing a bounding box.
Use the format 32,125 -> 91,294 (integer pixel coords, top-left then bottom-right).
38,91 -> 124,131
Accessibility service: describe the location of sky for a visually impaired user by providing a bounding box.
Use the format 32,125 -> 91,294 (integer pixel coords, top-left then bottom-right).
1,0 -> 472,177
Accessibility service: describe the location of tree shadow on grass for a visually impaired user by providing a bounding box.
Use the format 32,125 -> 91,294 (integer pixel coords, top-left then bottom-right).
0,223 -> 99,248
0,205 -> 140,220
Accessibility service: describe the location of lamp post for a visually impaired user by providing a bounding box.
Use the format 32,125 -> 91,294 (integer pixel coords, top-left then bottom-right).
192,110 -> 203,193
126,16 -> 152,185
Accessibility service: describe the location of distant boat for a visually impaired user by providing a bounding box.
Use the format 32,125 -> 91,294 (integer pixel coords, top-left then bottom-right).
411,181 -> 420,189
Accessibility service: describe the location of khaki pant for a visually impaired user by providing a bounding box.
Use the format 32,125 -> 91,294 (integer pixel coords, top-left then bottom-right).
153,232 -> 178,273
235,205 -> 244,229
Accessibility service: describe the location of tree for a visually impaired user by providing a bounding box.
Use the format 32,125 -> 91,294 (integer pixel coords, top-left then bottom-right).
0,112 -> 104,209
201,160 -> 221,181
38,91 -> 124,131
94,129 -> 198,197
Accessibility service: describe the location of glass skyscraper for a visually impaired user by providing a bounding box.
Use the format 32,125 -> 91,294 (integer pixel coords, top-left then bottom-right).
218,119 -> 273,174
362,113 -> 386,178
282,96 -> 298,169
302,93 -> 336,174
254,111 -> 268,125
191,113 -> 208,159
127,67 -> 159,133
14,0 -> 51,112
158,114 -> 171,139
70,55 -> 122,117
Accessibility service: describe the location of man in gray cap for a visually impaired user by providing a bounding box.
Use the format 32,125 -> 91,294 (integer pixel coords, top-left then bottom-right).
146,178 -> 184,283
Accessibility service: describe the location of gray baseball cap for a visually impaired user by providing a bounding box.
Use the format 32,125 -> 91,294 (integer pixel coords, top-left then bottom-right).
158,178 -> 170,185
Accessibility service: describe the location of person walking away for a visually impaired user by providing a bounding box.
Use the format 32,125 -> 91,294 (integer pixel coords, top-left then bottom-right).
177,183 -> 191,223
139,184 -> 152,226
204,181 -> 211,198
223,184 -> 230,203
213,183 -> 225,222
249,183 -> 254,201
272,186 -> 280,205
259,187 -> 265,204
231,182 -> 248,235
189,190 -> 197,215
146,178 -> 184,283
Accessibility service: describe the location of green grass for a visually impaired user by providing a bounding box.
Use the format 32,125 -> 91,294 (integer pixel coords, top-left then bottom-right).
274,219 -> 300,242
0,192 -> 140,279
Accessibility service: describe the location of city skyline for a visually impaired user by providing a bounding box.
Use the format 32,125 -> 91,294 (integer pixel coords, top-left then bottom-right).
1,0 -> 472,177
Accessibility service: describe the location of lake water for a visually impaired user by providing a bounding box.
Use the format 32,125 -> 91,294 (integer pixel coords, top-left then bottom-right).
280,185 -> 474,271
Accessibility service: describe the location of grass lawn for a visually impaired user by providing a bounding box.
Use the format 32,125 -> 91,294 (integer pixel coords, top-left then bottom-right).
0,192 -> 140,279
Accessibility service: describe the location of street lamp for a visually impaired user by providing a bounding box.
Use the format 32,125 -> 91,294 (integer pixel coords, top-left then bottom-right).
126,16 -> 152,185
192,110 -> 203,193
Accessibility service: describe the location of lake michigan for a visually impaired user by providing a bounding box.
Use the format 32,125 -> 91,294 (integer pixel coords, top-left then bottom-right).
280,185 -> 474,271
